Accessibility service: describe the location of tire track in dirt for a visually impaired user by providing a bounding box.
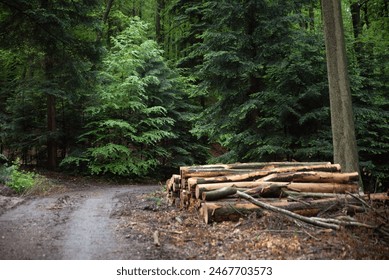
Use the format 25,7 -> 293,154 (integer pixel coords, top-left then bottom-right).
0,185 -> 159,260
62,188 -> 125,259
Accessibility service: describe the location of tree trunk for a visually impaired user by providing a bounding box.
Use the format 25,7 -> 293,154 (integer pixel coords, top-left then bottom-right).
47,93 -> 57,169
103,0 -> 115,23
321,0 -> 362,190
309,2 -> 315,30
155,0 -> 164,43
350,2 -> 361,40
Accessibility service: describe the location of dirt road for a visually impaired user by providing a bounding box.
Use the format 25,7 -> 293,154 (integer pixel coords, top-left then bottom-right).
1,181 -> 388,260
0,185 -> 160,260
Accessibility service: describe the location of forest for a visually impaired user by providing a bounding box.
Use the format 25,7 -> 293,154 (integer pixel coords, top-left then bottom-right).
0,0 -> 388,193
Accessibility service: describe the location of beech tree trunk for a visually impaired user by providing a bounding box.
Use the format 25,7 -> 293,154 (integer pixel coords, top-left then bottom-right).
321,0 -> 362,190
47,94 -> 57,169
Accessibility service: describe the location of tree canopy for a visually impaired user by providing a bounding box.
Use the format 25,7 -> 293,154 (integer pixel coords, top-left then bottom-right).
0,0 -> 388,191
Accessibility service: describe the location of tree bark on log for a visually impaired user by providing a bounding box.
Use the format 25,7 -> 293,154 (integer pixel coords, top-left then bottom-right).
258,171 -> 359,183
196,182 -> 266,199
182,169 -> 258,179
199,196 -> 360,224
364,193 -> 389,201
199,202 -> 263,224
181,162 -> 332,180
181,161 -> 331,173
188,164 -> 341,188
285,182 -> 358,193
201,186 -> 238,201
243,182 -> 358,198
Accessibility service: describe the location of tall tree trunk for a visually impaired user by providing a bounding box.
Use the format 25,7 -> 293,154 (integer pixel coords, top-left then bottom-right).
309,3 -> 315,30
321,0 -> 362,190
47,93 -> 57,169
155,0 -> 164,43
41,0 -> 57,170
350,2 -> 361,39
350,2 -> 363,55
103,0 -> 115,24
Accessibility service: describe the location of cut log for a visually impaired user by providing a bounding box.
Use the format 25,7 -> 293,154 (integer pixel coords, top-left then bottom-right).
181,161 -> 331,172
180,190 -> 190,209
196,181 -> 267,199
243,182 -> 358,199
200,202 -> 263,224
199,195 -> 360,224
182,169 -> 258,179
282,190 -> 351,198
258,171 -> 359,183
166,178 -> 173,193
286,182 -> 358,193
201,186 -> 238,201
180,162 -> 332,181
364,193 -> 389,201
171,174 -> 180,192
166,174 -> 180,193
188,164 -> 341,188
244,183 -> 286,198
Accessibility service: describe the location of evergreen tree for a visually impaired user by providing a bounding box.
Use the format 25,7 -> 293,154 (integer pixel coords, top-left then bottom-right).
0,0 -> 102,167
62,18 -> 208,177
189,0 -> 332,163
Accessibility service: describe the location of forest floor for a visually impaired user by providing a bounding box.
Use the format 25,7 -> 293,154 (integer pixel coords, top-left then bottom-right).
0,174 -> 388,260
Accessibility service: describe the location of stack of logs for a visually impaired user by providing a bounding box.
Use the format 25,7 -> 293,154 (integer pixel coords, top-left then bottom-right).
166,162 -> 370,224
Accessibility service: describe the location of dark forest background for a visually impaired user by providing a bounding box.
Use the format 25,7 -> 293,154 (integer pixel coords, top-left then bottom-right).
0,0 -> 388,192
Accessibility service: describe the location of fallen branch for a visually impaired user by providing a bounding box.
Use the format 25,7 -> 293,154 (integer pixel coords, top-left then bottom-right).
312,217 -> 389,237
236,191 -> 340,230
346,191 -> 389,222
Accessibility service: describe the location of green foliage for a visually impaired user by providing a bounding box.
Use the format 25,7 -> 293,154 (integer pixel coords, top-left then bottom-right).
62,17 -> 208,177
342,0 -> 389,190
189,0 -> 332,163
0,0 -> 387,190
0,0 -> 102,166
0,159 -> 36,194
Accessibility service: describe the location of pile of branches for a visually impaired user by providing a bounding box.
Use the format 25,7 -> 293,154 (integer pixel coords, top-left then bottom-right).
166,162 -> 389,235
